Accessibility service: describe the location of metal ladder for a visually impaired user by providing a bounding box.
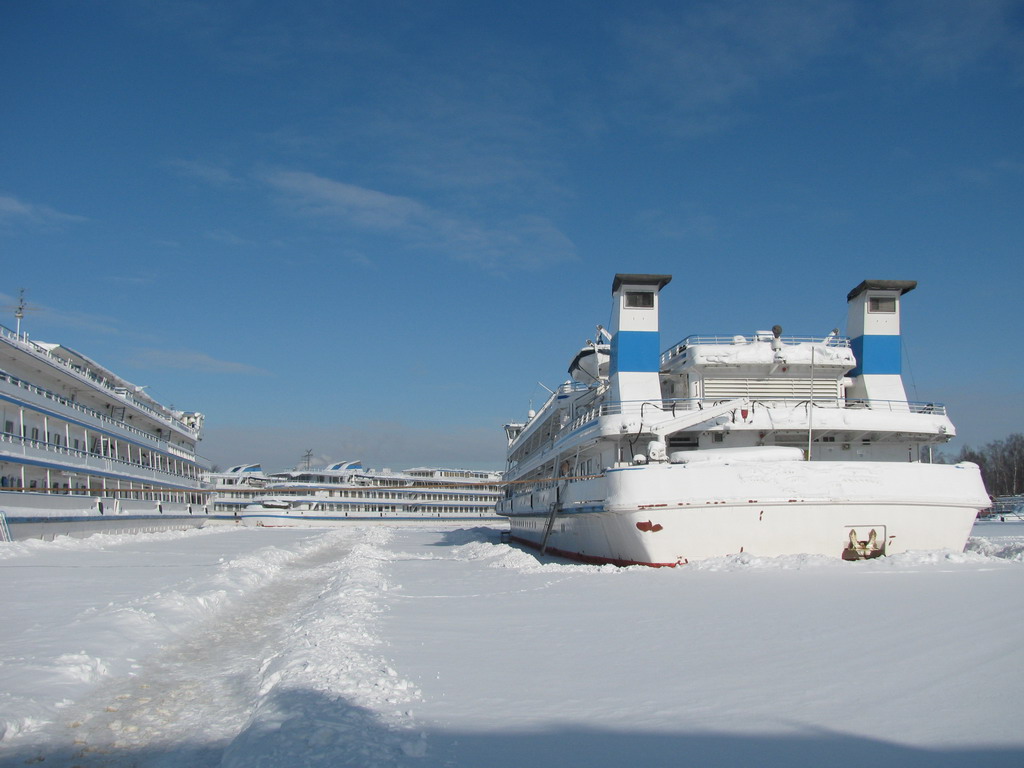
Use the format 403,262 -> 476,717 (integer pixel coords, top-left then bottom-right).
539,481 -> 565,555
0,511 -> 12,543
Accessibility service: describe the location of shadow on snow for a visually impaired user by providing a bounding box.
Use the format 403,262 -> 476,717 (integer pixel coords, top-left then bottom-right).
2,688 -> 1021,768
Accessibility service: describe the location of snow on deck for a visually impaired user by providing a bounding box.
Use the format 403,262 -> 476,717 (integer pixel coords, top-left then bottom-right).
0,522 -> 1022,767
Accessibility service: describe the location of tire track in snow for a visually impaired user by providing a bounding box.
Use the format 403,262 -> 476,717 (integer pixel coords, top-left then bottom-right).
27,526 -> 423,767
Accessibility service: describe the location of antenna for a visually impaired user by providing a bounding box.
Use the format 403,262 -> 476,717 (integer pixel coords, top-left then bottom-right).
302,449 -> 313,471
4,289 -> 41,339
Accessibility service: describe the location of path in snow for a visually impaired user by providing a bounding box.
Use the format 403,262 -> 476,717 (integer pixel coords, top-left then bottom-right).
0,526 -> 424,768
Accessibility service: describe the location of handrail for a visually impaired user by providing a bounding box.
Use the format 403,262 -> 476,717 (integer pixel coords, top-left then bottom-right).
0,431 -> 204,483
665,333 -> 852,348
0,324 -> 199,438
661,334 -> 851,366
556,396 -> 947,445
597,397 -> 945,417
0,371 -> 198,458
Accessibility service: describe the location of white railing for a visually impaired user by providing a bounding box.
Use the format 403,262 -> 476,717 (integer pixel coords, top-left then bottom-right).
0,324 -> 24,344
1,372 -> 171,446
0,324 -> 199,438
661,333 -> 851,366
597,397 -> 945,417
556,396 -> 947,445
0,431 -> 205,484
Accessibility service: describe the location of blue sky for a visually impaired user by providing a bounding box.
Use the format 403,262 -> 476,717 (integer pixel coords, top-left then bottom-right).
2,0 -> 1022,472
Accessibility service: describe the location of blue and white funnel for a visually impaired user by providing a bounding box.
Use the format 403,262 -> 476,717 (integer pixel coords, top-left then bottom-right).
609,273 -> 672,404
845,279 -> 917,403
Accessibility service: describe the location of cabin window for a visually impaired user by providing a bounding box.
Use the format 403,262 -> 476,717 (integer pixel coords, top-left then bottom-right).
4,420 -> 12,434
624,291 -> 654,308
868,296 -> 896,313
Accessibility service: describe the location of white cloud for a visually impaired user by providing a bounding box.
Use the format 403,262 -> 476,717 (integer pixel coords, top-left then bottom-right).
611,0 -> 1022,134
0,194 -> 87,227
0,292 -> 141,339
263,170 -> 432,231
613,0 -> 851,129
205,228 -> 253,246
875,0 -> 1024,79
132,348 -> 271,376
260,169 -> 576,271
166,159 -> 244,188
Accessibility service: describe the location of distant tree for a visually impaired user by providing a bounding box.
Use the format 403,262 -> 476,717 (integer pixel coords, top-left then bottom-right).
952,433 -> 1024,497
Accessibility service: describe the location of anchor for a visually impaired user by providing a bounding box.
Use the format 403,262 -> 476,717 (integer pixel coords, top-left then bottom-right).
842,528 -> 884,560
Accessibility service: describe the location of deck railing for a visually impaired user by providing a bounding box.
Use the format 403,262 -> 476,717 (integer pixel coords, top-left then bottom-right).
596,397 -> 945,417
558,396 -> 947,441
0,431 -> 205,484
0,323 -> 199,438
0,371 -> 174,446
661,333 -> 851,366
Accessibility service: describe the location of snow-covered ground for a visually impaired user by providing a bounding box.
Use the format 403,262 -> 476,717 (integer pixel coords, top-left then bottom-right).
1,520 -> 1022,767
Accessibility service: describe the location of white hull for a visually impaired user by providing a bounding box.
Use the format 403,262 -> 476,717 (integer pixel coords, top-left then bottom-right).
502,460 -> 987,566
0,493 -> 218,541
239,509 -> 502,528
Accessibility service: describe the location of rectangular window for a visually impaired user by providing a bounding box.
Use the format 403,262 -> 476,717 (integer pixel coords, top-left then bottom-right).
868,296 -> 896,313
624,291 -> 654,308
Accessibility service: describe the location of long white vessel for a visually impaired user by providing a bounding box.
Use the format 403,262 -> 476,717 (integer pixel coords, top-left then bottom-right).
498,274 -> 990,566
0,312 -> 212,540
209,460 -> 502,526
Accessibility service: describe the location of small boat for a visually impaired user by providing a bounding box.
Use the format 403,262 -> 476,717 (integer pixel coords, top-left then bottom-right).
497,274 -> 990,566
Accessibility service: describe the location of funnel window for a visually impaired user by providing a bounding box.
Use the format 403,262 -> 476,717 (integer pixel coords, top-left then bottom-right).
624,291 -> 655,309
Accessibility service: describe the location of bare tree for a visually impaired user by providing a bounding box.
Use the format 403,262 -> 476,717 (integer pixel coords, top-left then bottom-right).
953,433 -> 1024,497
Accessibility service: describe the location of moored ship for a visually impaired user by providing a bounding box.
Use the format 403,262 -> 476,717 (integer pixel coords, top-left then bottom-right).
0,308 -> 211,540
498,274 -> 990,566
208,460 -> 502,525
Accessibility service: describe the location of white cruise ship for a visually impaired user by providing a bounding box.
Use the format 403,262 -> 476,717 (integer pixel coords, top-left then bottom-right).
0,311 -> 211,540
208,460 -> 502,525
498,274 -> 990,566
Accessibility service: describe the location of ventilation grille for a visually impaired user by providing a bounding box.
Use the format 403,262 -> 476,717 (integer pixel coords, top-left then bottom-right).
699,377 -> 842,401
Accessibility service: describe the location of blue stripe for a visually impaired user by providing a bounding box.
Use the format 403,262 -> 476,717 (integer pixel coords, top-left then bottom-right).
610,331 -> 660,374
851,335 -> 902,376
